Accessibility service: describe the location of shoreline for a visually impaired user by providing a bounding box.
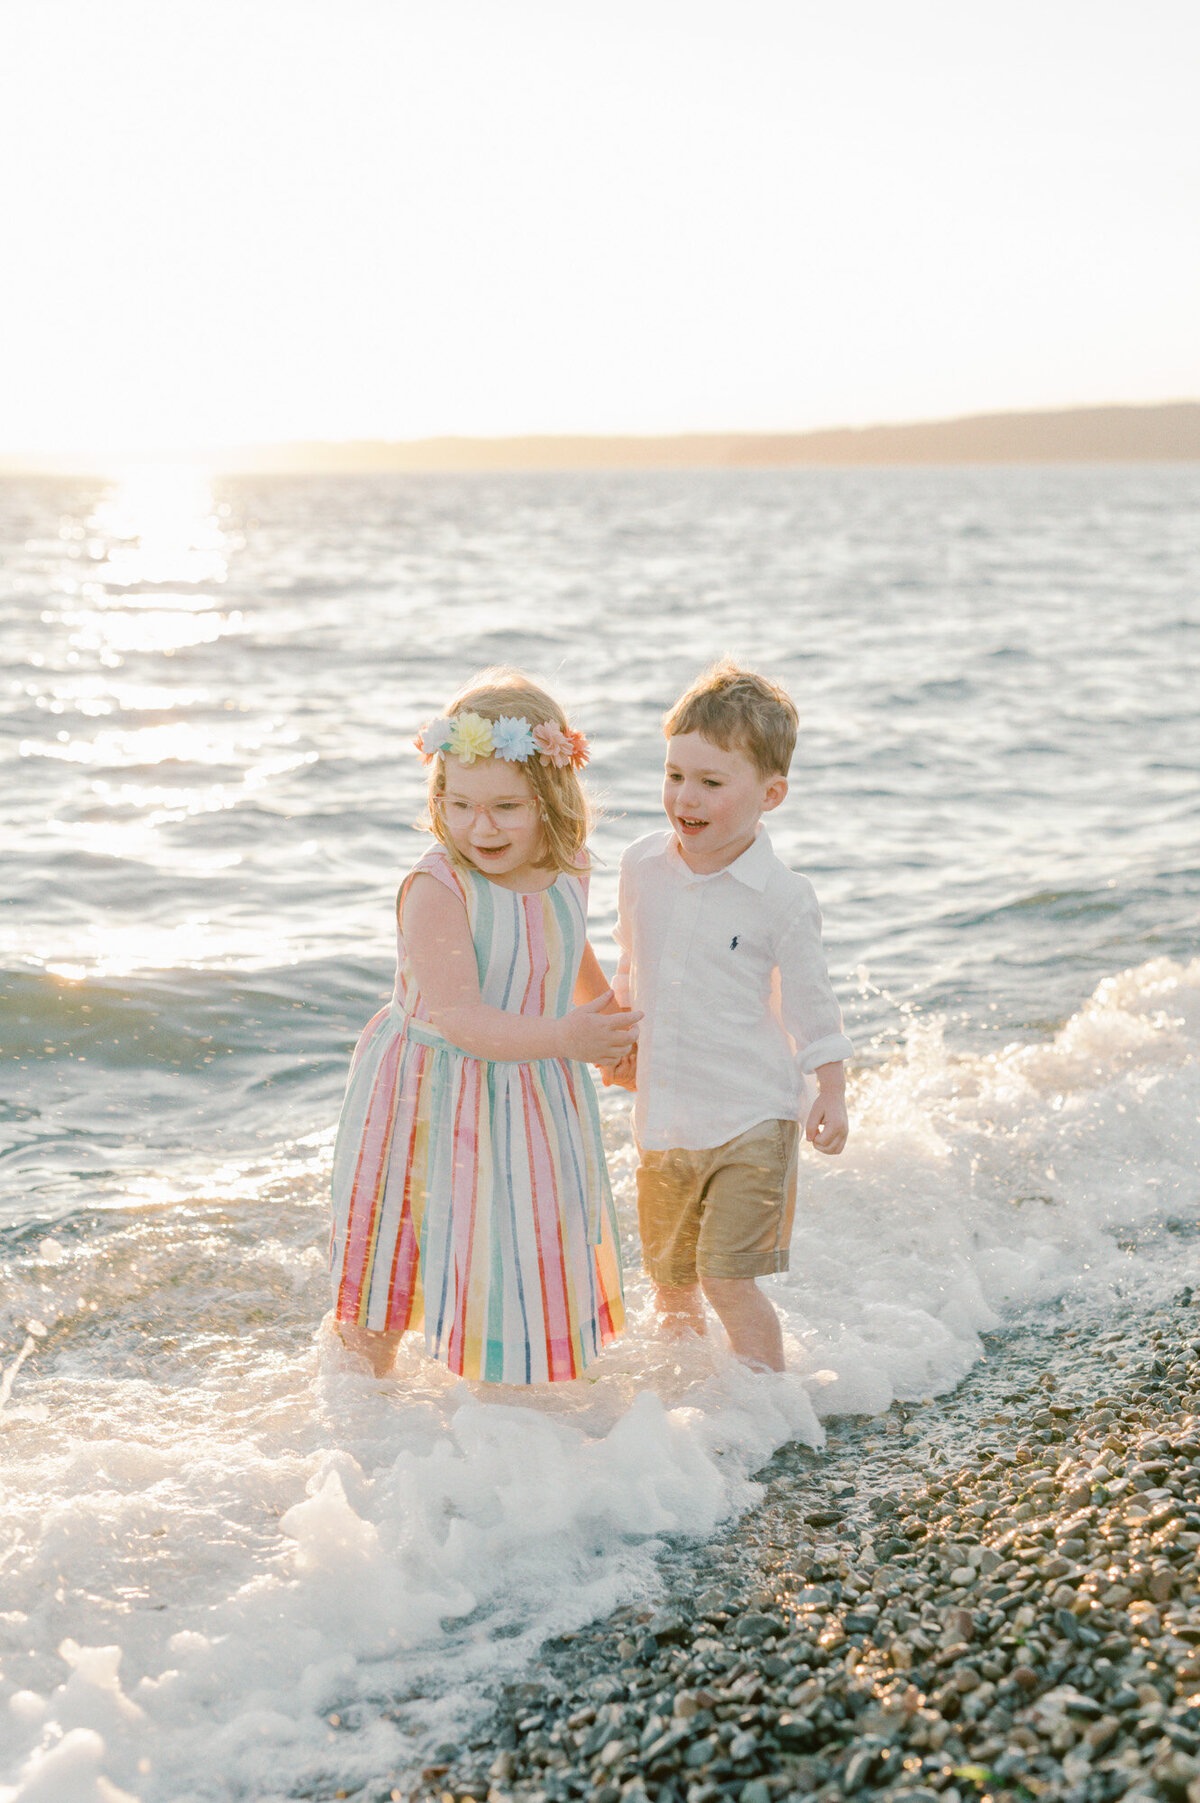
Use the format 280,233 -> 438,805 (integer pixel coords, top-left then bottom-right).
410,1288 -> 1200,1803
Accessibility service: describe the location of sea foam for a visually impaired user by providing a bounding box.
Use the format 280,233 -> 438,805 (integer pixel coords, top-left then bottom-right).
1,956 -> 1197,1801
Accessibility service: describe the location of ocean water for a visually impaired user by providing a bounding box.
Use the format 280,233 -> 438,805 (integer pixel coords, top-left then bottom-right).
1,463 -> 1198,1802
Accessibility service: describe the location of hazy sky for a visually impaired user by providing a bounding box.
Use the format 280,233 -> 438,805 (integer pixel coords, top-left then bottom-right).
2,0 -> 1198,452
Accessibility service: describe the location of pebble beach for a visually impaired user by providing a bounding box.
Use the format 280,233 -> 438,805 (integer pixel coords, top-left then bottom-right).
412,1289 -> 1200,1803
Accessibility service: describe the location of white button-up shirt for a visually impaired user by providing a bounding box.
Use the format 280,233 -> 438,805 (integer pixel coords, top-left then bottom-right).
613,828 -> 853,1152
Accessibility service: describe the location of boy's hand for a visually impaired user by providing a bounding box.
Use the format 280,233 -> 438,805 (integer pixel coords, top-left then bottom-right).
601,1045 -> 638,1091
805,1090 -> 848,1155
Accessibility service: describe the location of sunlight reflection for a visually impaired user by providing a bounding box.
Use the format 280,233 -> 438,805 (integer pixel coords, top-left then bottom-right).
14,809 -> 248,873
91,779 -> 249,816
20,720 -> 251,766
34,912 -> 287,979
111,1143 -> 334,1213
87,465 -> 228,590
80,581 -> 226,613
30,679 -> 216,717
62,606 -> 241,657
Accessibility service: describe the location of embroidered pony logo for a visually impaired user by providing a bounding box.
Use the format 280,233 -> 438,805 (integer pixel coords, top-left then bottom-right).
730,936 -> 739,950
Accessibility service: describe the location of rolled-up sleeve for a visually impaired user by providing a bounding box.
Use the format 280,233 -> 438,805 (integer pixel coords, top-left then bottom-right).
776,886 -> 853,1073
612,854 -> 632,1010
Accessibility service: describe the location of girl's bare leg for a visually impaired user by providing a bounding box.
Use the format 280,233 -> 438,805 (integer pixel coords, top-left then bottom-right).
336,1321 -> 403,1376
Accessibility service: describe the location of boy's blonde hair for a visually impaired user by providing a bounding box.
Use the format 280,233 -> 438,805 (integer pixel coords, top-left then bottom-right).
664,658 -> 798,778
426,668 -> 591,873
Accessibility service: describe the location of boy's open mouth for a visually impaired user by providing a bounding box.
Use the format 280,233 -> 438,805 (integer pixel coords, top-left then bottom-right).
678,817 -> 707,833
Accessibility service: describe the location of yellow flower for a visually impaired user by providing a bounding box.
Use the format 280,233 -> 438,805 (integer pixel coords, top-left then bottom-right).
448,711 -> 495,765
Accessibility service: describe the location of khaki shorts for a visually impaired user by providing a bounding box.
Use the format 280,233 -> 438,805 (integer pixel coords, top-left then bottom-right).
635,1118 -> 799,1285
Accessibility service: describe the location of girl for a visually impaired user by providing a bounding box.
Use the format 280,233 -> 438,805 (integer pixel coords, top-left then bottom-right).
329,670 -> 640,1383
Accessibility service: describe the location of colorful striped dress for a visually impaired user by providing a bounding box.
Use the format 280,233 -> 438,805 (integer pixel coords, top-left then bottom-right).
329,847 -> 625,1383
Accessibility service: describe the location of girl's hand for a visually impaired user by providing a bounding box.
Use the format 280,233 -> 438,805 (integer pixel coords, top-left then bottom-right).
805,1090 -> 849,1155
559,991 -> 642,1065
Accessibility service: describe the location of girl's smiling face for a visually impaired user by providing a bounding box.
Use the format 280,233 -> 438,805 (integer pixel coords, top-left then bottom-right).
439,755 -> 549,889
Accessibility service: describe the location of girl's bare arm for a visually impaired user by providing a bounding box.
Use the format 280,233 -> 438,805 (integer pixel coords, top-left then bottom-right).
403,875 -> 640,1065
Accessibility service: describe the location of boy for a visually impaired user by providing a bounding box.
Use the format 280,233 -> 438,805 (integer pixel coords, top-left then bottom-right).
610,660 -> 851,1372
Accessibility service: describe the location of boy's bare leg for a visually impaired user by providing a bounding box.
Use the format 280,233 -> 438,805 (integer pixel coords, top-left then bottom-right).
652,1281 -> 708,1339
700,1276 -> 784,1372
336,1321 -> 403,1376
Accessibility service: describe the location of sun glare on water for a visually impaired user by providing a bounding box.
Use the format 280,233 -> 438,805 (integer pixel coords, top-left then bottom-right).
88,463 -> 229,586
11,462 -> 317,978
54,464 -> 240,661
40,462 -> 239,696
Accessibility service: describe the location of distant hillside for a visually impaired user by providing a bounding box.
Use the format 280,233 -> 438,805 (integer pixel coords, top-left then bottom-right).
204,402 -> 1200,471
4,402 -> 1199,475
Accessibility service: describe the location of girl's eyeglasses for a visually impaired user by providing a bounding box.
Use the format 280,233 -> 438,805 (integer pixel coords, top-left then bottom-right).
438,797 -> 539,829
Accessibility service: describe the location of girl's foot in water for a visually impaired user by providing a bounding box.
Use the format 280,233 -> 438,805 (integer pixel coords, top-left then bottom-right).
336,1321 -> 402,1377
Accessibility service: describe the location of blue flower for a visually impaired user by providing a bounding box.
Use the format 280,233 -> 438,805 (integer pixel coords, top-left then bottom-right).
490,715 -> 536,762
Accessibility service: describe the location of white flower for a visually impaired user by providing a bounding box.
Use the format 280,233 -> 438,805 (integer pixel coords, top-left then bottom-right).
416,716 -> 456,760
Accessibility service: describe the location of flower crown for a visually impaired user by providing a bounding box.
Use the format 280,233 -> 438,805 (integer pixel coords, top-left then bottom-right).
415,711 -> 589,771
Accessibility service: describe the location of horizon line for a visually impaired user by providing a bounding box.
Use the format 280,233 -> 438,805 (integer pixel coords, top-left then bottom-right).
3,398 -> 1199,475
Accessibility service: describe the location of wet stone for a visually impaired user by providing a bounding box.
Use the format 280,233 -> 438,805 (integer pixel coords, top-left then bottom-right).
645,1610 -> 691,1644
734,1612 -> 785,1643
797,1586 -> 835,1610
409,1294 -> 1200,1803
842,1744 -> 882,1791
683,1734 -> 719,1767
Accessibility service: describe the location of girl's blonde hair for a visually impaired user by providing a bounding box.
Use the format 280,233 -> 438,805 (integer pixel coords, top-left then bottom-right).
425,668 -> 591,874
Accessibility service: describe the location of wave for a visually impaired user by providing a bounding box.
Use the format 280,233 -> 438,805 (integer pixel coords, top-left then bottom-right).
0,957 -> 1197,1798
0,960 -> 384,1225
0,960 -> 380,1070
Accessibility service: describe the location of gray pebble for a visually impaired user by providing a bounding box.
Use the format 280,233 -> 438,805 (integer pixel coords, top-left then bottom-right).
410,1294 -> 1200,1803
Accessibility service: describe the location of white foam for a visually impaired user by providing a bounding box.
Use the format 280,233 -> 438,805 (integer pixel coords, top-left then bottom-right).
1,956 -> 1196,1801
0,1727 -> 140,1803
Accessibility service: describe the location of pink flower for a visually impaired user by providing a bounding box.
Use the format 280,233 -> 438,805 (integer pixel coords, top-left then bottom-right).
532,722 -> 575,768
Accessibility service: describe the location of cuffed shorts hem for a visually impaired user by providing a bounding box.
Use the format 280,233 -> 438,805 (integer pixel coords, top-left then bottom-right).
644,1252 -> 792,1286
702,1249 -> 792,1281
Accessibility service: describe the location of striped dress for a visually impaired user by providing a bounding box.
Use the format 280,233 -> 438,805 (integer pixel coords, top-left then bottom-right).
329,847 -> 625,1383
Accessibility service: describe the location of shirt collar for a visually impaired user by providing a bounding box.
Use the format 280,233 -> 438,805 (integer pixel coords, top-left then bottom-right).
665,827 -> 775,892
